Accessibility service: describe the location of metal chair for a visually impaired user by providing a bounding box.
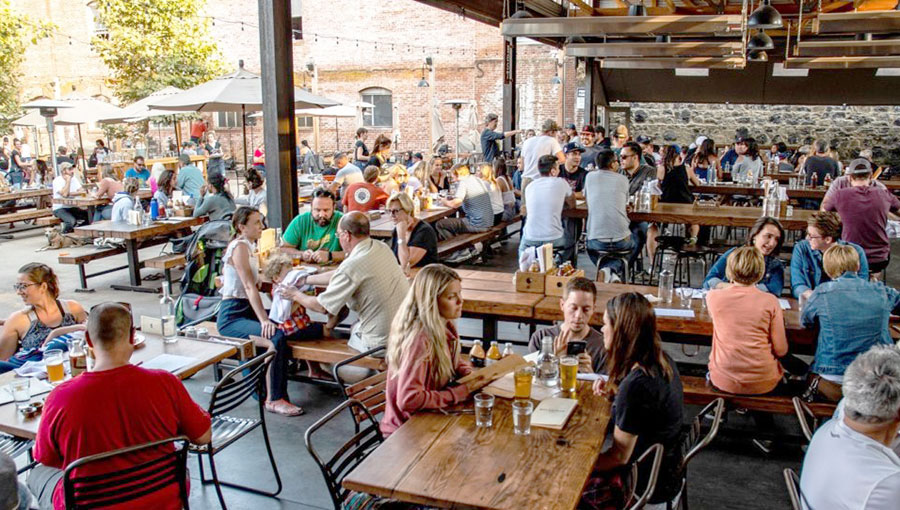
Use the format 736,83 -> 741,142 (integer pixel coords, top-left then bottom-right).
0,434 -> 34,473
63,436 -> 190,510
783,468 -> 802,510
189,351 -> 279,509
626,443 -> 664,510
668,398 -> 725,510
333,346 -> 387,432
594,247 -> 632,283
305,399 -> 385,510
792,397 -> 820,444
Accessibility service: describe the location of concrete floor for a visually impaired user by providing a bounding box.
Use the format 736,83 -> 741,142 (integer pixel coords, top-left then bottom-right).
4,225 -> 899,509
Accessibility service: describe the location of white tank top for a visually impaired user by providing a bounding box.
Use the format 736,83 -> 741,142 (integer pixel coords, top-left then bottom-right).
221,238 -> 258,300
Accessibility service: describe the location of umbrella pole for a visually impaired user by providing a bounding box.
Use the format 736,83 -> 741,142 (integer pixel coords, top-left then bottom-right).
47,119 -> 58,178
76,124 -> 87,177
242,105 -> 248,174
173,116 -> 182,156
335,117 -> 339,151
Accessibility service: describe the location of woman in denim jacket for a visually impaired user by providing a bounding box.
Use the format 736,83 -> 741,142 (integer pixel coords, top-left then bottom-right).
703,217 -> 785,296
801,244 -> 900,402
791,211 -> 868,300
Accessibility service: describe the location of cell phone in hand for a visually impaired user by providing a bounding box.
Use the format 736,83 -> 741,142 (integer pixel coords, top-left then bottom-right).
566,340 -> 587,356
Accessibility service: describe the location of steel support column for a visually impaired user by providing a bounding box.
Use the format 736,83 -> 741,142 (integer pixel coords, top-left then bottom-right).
502,36 -> 517,154
258,0 -> 299,230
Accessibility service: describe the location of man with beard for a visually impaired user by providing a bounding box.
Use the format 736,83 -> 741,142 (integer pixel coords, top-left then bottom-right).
281,188 -> 345,264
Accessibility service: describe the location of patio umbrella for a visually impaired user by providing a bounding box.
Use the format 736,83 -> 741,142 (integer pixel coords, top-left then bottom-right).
96,87 -> 192,158
149,62 -> 339,173
294,102 -> 373,151
17,99 -> 73,177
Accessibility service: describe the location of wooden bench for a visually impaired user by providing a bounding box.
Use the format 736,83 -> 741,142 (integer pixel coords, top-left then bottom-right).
35,216 -> 61,226
57,237 -> 168,291
681,375 -> 836,418
437,215 -> 523,259
0,208 -> 53,224
144,253 -> 187,290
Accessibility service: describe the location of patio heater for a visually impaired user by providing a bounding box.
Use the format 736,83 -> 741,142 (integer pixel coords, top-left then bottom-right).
443,100 -> 468,163
21,99 -> 72,177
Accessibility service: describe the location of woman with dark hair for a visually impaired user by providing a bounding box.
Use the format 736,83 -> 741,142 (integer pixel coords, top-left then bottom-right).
0,263 -> 87,372
581,292 -> 683,509
366,134 -> 392,168
493,158 -> 517,218
354,127 -> 370,168
235,167 -> 267,217
427,157 -> 448,192
652,144 -> 700,245
217,207 -> 322,416
732,137 -> 764,184
154,170 -> 177,217
32,159 -> 50,187
192,172 -> 236,221
703,216 -> 785,295
690,138 -> 720,182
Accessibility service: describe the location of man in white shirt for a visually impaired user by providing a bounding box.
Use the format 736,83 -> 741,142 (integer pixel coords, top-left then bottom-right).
329,151 -> 363,199
519,155 -> 575,260
799,345 -> 900,510
519,119 -> 565,207
51,162 -> 88,232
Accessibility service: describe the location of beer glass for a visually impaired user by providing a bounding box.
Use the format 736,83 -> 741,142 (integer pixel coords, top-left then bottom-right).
512,400 -> 533,436
45,349 -> 65,384
474,393 -> 494,428
559,356 -> 578,395
67,338 -> 87,377
514,365 -> 535,400
8,379 -> 30,410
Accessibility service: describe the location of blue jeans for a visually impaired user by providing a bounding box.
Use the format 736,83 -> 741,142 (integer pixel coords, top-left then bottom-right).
93,204 -> 112,222
0,338 -> 70,374
519,235 -> 571,263
629,221 -> 649,265
216,298 -> 322,401
587,237 -> 635,280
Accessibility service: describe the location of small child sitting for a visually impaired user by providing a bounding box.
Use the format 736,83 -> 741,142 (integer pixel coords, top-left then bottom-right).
263,252 -> 312,334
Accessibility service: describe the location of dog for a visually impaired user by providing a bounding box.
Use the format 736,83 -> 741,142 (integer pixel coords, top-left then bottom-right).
40,226 -> 90,251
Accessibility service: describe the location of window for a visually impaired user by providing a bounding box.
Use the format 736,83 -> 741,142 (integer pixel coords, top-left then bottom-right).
216,112 -> 243,129
86,3 -> 108,39
360,87 -> 392,128
297,116 -> 313,128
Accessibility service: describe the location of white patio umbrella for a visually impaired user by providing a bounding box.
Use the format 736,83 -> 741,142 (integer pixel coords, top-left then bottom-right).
149,62 -> 339,172
97,86 -> 190,123
294,104 -> 371,150
17,99 -> 73,176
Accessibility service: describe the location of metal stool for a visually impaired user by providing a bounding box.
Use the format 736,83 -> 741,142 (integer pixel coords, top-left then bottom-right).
649,235 -> 686,286
594,248 -> 632,283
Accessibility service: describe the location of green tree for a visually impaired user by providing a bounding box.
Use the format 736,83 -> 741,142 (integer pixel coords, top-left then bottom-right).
90,0 -> 227,104
0,0 -> 54,132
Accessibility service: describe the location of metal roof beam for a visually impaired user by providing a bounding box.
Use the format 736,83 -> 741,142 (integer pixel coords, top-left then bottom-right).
797,38 -> 900,56
599,56 -> 746,68
783,55 -> 900,68
814,11 -> 900,33
567,41 -> 742,57
501,15 -> 743,37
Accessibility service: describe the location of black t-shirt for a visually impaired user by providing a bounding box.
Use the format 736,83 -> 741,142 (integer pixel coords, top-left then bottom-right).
661,165 -> 693,204
558,164 -> 587,192
613,356 -> 684,503
480,129 -> 505,163
391,220 -> 438,268
355,140 -> 369,161
581,145 -> 601,169
9,150 -> 21,171
804,155 -> 840,186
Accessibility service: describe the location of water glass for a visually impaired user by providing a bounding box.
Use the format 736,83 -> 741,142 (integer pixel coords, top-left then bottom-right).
512,400 -> 533,436
474,393 -> 495,428
678,288 -> 694,309
8,379 -> 30,410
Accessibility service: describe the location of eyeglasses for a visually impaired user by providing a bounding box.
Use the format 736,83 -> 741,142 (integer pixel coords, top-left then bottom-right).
13,282 -> 37,292
388,208 -> 404,216
805,233 -> 824,240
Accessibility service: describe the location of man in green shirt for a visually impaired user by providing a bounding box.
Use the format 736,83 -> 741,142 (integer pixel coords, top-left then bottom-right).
281,189 -> 345,263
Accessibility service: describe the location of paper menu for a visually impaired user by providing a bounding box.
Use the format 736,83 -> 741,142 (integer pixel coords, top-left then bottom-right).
654,308 -> 696,318
140,354 -> 197,374
778,299 -> 791,310
531,397 -> 579,430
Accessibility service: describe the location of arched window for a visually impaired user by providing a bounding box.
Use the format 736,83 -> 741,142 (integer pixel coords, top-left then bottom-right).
360,87 -> 392,128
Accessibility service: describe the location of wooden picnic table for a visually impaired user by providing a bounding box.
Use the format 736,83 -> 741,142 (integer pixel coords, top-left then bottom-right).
74,216 -> 205,292
691,183 -> 827,200
0,333 -> 236,440
369,206 -> 458,238
0,188 -> 52,204
343,382 -> 611,510
566,202 -> 813,230
53,189 -> 152,221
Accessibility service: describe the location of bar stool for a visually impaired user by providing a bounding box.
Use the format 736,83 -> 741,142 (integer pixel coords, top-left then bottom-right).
594,248 -> 632,283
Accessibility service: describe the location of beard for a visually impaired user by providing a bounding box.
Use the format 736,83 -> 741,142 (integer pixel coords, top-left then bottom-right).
314,215 -> 331,227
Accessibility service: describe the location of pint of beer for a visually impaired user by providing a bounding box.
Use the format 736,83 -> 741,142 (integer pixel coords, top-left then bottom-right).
514,365 -> 535,400
560,356 -> 578,395
45,349 -> 65,384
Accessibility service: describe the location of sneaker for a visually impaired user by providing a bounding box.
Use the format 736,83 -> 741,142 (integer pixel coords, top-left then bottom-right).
687,237 -> 698,246
599,267 -> 612,283
444,249 -> 471,264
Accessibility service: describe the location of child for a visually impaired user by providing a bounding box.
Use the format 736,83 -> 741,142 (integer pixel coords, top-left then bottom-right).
263,252 -> 312,334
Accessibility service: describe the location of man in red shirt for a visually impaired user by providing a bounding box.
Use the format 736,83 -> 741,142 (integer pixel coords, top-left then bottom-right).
190,119 -> 208,144
343,165 -> 389,213
28,303 -> 211,510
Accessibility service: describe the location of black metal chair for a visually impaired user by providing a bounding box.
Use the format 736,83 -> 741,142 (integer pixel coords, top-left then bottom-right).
626,443 -> 664,510
305,398 -> 385,510
63,436 -> 190,510
333,346 -> 387,432
667,398 -> 725,510
189,350 -> 279,509
783,468 -> 801,510
792,397 -> 820,444
594,247 -> 632,283
0,434 -> 34,473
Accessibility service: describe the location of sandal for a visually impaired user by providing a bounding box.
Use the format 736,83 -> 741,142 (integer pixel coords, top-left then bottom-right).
264,399 -> 305,416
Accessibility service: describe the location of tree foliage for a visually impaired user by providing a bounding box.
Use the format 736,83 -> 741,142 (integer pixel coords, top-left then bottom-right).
91,0 -> 227,104
0,0 -> 54,132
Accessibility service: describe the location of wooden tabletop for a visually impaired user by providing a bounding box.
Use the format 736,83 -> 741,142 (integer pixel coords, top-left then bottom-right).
74,216 -> 205,240
691,184 -> 827,200
0,188 -> 51,201
369,206 -> 458,238
54,189 -> 152,208
343,383 -> 611,510
567,202 -> 813,230
0,333 -> 236,440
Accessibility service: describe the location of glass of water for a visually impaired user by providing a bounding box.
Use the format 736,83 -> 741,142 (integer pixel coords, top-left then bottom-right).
678,288 -> 694,309
9,379 -> 30,410
512,400 -> 533,436
474,393 -> 495,428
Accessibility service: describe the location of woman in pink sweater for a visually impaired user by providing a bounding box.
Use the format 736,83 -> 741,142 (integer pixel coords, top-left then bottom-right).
381,264 -> 476,436
707,246 -> 789,395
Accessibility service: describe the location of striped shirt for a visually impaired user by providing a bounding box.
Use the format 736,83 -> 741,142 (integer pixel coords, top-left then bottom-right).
454,175 -> 494,229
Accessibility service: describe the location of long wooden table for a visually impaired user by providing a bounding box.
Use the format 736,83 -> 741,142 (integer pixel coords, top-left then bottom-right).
691,183 -> 827,200
74,217 -> 205,292
0,188 -> 52,203
0,333 -> 236,440
53,189 -> 152,220
566,202 -> 814,230
343,382 -> 611,510
369,206 -> 458,238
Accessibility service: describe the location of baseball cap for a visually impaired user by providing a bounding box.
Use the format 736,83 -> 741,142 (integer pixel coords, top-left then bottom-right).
542,119 -> 560,133
566,123 -> 577,130
563,142 -> 586,154
485,113 -> 498,122
848,158 -> 873,175
636,135 -> 652,144
581,125 -> 596,134
413,152 -> 423,160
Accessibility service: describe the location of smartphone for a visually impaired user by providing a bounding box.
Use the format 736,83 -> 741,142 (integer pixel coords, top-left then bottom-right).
566,341 -> 587,356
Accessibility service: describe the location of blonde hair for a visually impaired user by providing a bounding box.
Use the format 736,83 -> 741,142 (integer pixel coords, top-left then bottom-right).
100,163 -> 116,180
453,164 -> 470,177
387,192 -> 414,215
122,177 -> 140,195
387,264 -> 462,389
263,251 -> 294,282
478,163 -> 496,186
725,246 -> 765,285
823,244 -> 860,279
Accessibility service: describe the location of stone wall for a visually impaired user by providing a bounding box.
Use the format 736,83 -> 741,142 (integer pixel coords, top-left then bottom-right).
623,102 -> 900,165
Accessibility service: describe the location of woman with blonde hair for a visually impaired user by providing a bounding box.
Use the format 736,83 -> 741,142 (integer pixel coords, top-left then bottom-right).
93,163 -> 124,221
381,164 -> 408,195
427,157 -> 447,192
478,162 -> 505,225
387,192 -> 438,273
381,264 -> 480,436
148,162 -> 166,194
110,177 -> 141,222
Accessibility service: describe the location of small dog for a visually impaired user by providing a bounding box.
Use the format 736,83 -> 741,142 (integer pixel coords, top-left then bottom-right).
40,226 -> 89,251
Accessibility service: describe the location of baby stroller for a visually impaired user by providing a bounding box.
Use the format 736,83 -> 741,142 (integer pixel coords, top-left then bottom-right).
175,219 -> 232,327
